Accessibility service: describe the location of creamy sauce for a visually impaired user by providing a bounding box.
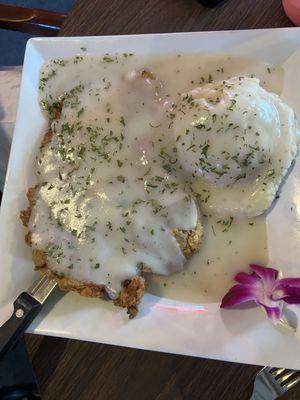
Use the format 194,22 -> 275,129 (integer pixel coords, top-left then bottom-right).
173,77 -> 299,218
30,53 -> 284,300
148,214 -> 267,302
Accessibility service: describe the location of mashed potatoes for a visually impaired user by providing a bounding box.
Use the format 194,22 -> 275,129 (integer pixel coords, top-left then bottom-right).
173,77 -> 300,217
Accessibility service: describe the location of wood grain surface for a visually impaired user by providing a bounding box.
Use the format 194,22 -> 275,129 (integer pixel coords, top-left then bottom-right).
26,0 -> 299,399
61,0 -> 291,36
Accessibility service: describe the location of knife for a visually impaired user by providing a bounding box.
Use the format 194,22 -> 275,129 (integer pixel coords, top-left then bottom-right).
0,275 -> 57,359
0,3 -> 66,36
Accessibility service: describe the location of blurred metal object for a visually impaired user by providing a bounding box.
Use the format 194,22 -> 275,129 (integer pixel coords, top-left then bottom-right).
0,3 -> 66,36
250,367 -> 300,399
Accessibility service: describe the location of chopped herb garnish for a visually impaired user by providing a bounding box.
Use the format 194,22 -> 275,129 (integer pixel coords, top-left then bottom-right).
234,172 -> 246,182
217,216 -> 234,232
46,243 -> 61,257
120,116 -> 126,126
103,55 -> 114,62
266,168 -> 275,178
77,108 -> 84,117
117,175 -> 125,183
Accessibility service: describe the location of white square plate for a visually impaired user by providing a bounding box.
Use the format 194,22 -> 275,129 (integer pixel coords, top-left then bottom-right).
2,28 -> 300,368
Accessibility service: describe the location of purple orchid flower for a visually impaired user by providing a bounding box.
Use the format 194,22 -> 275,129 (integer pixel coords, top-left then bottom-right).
221,264 -> 300,322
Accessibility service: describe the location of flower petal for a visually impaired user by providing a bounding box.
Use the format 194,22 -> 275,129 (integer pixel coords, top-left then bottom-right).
277,277 -> 300,289
274,278 -> 300,304
221,264 -> 300,323
221,284 -> 259,308
234,271 -> 260,285
250,264 -> 279,282
259,303 -> 282,322
284,292 -> 300,304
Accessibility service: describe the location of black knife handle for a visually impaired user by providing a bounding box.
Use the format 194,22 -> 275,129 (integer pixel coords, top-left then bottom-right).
0,293 -> 42,359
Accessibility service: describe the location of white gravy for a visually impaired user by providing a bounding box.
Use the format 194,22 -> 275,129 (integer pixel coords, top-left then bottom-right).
30,53 -> 281,300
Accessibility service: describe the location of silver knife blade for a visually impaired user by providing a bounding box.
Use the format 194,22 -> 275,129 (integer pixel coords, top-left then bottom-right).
26,274 -> 57,304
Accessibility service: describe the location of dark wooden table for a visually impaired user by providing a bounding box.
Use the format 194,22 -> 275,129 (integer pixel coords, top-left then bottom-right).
25,1 -> 299,399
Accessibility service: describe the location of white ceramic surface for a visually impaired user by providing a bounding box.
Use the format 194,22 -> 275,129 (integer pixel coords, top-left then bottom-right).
0,68 -> 22,189
1,28 -> 300,368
